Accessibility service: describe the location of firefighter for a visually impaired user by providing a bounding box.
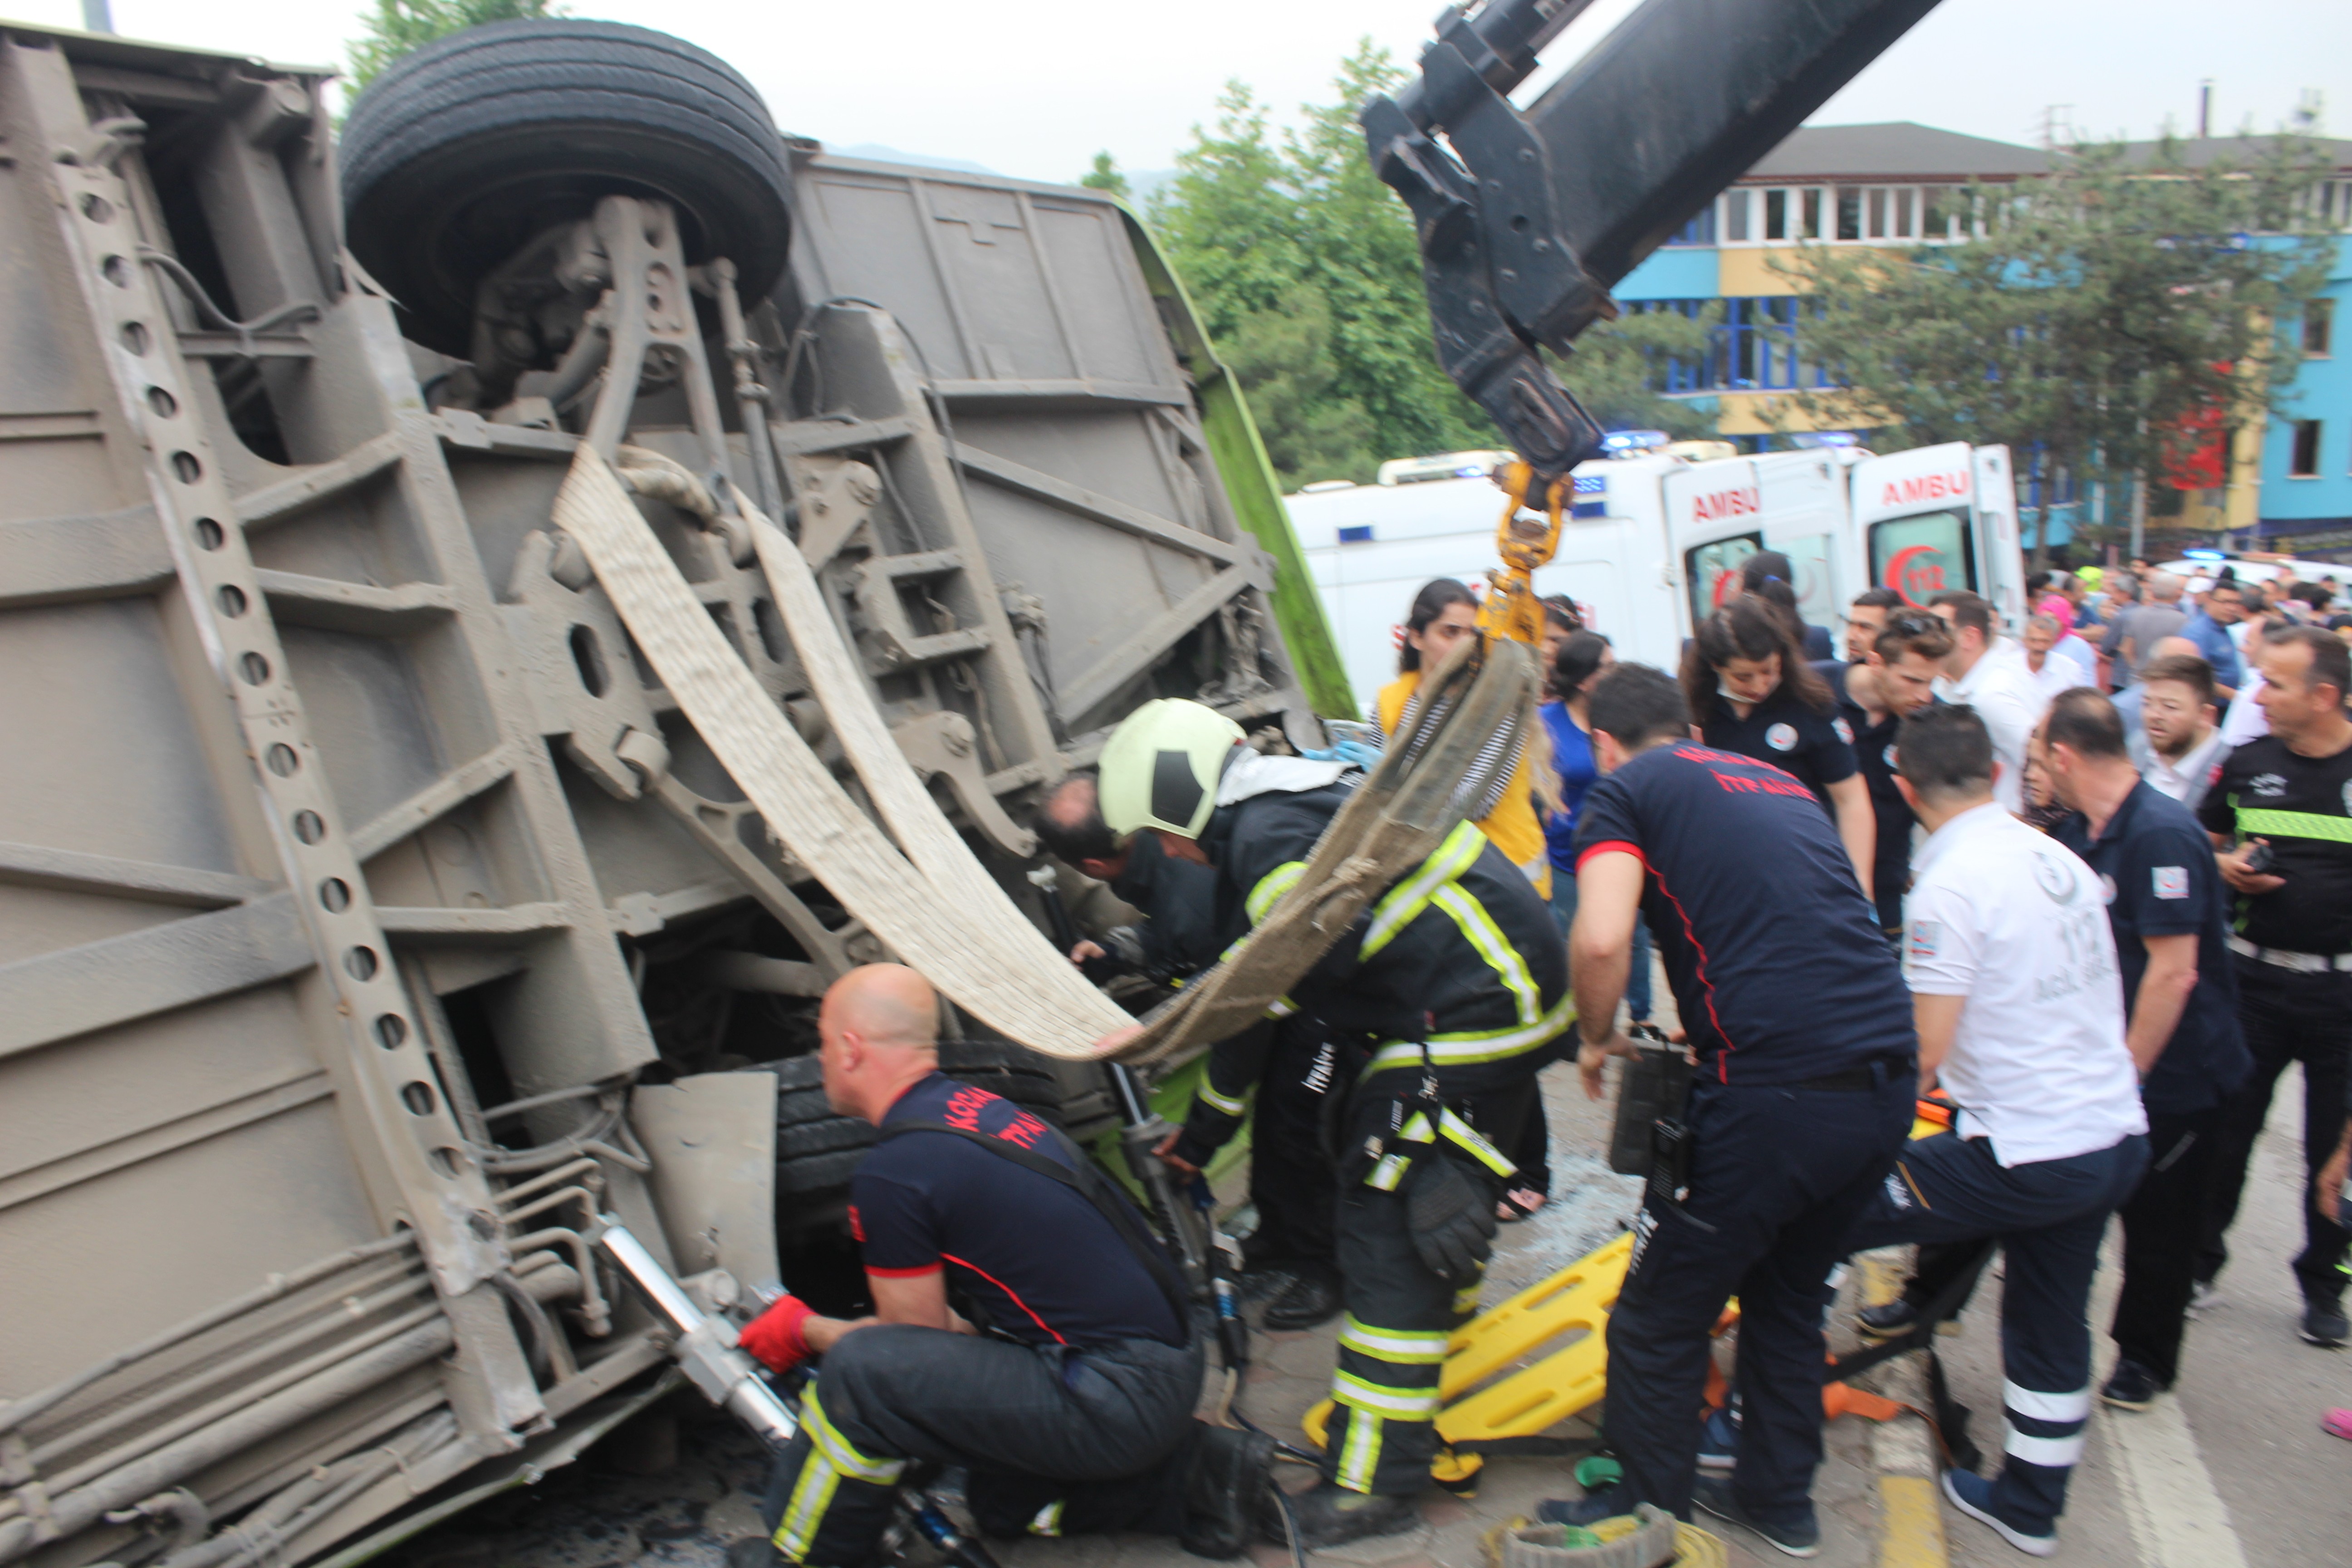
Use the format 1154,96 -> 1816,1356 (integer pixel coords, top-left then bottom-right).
739,965 -> 1270,1566
1092,698 -> 1569,1548
1034,774 -> 1342,1328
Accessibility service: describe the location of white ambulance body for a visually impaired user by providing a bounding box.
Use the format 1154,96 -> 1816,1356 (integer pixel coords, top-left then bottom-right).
1289,442 -> 2023,720
1286,462 -> 1686,719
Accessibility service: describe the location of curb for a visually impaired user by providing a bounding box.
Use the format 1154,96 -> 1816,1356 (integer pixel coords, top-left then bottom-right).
1856,1252 -> 1951,1568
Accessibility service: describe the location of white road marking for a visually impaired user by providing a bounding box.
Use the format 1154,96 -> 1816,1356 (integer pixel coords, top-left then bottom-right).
2099,1393 -> 2249,1568
2084,1235 -> 2249,1568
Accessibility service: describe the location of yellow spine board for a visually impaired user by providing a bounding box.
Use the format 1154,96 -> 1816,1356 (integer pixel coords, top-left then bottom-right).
1303,1235 -> 1635,1456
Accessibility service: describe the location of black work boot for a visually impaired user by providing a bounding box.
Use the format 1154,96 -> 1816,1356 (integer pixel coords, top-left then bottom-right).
723,1538 -> 784,1568
1268,1482 -> 1420,1548
1263,1267 -> 1341,1331
2301,1295 -> 2349,1348
1855,1297 -> 1920,1340
1180,1426 -> 1275,1559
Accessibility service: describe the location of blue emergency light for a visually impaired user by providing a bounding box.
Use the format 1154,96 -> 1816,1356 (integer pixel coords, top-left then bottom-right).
1600,429 -> 1669,454
2182,549 -> 2225,562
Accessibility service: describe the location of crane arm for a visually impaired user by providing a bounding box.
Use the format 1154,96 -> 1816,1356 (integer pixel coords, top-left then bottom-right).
1364,0 -> 1945,483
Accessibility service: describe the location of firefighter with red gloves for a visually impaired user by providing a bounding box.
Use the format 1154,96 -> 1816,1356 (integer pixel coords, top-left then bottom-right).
736,964 -> 1270,1567
736,1294 -> 822,1372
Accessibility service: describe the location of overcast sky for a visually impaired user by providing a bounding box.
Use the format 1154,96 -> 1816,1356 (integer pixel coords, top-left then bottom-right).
15,0 -> 2349,183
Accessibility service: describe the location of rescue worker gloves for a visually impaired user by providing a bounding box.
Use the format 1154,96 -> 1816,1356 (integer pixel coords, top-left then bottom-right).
738,1293 -> 816,1372
1403,1154 -> 1499,1282
1098,699 -> 1245,839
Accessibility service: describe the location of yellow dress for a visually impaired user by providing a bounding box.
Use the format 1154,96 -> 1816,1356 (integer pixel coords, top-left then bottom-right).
1375,672 -> 1552,900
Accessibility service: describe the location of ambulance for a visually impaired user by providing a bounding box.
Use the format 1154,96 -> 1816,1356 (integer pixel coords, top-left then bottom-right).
1289,440 -> 2024,717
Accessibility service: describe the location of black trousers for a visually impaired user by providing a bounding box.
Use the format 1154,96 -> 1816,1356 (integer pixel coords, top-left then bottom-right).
760,1327 -> 1201,1563
1849,1131 -> 2148,1534
2197,959 -> 2351,1303
2112,1106 -> 2226,1386
1604,1070 -> 1914,1529
1320,1077 -> 1534,1495
1244,1019 -> 1342,1276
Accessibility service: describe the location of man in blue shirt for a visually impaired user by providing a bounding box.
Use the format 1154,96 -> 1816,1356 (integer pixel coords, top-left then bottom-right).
1541,664 -> 1915,1558
2035,692 -> 2250,1410
2178,579 -> 2245,699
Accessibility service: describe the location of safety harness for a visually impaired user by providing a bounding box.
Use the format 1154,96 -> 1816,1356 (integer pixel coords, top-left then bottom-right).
877,1119 -> 1196,1347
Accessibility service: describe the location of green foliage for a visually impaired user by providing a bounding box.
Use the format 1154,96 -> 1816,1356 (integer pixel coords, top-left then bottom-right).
345,0 -> 564,91
1772,128 -> 2336,562
1079,151 -> 1130,200
1149,44 -> 1505,488
1218,286 -> 1379,486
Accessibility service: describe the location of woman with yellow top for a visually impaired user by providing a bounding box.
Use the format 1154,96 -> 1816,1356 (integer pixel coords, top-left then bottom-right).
1375,578 -> 1558,1219
1373,579 -> 1553,899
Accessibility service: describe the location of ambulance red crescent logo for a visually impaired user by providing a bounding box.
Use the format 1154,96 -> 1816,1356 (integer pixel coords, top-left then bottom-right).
1883,545 -> 1947,608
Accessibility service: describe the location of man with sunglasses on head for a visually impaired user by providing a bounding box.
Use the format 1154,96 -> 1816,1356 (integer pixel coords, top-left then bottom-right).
1822,608 -> 1952,939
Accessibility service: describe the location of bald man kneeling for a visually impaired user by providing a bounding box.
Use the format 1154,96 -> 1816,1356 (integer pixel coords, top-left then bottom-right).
738,965 -> 1270,1565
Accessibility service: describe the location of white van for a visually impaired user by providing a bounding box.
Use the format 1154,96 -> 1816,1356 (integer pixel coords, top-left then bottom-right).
1289,441 -> 2023,718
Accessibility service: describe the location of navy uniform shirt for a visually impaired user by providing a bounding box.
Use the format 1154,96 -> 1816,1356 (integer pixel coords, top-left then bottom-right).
1698,682 -> 1858,814
2053,784 -> 2250,1117
1108,829 -> 1221,975
851,1073 -> 1185,1349
1818,661 -> 1915,933
1574,743 -> 1915,1085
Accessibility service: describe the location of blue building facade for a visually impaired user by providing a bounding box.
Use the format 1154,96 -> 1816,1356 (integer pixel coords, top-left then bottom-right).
1617,126 -> 2352,559
2242,234 -> 2352,559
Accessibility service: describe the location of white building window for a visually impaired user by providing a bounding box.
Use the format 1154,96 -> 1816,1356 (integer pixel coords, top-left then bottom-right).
1717,183 -> 1972,246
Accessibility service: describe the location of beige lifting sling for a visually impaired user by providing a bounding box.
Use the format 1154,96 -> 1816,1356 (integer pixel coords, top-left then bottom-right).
553,445 -> 1539,1064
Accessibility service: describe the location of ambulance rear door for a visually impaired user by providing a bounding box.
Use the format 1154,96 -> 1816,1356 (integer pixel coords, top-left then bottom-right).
1750,450 -> 1850,643
1968,446 -> 2024,628
1663,455 -> 1765,640
1850,442 -> 2018,626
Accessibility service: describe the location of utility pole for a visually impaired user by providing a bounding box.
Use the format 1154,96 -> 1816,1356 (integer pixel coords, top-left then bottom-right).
2198,80 -> 2213,139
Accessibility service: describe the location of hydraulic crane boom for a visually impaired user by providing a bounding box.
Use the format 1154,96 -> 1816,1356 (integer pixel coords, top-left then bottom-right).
1365,0 -> 1945,484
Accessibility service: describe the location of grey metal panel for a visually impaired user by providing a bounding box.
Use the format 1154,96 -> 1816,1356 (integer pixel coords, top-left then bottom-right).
784,157 -> 1306,736
0,895 -> 314,1060
0,1095 -> 384,1392
0,598 -> 247,873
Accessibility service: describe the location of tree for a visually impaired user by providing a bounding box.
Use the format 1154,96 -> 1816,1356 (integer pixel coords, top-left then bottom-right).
1282,42 -> 1495,465
1078,152 -> 1130,200
1152,42 -> 1728,486
346,0 -> 563,92
1219,287 -> 1379,487
1771,129 -> 2335,566
1149,47 -> 1499,485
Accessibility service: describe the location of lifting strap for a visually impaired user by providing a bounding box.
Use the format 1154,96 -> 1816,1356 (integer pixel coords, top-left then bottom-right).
553,446 -> 1131,1057
554,442 -> 1539,1068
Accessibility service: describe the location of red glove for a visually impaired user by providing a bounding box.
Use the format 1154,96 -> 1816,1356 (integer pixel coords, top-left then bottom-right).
737,1294 -> 815,1372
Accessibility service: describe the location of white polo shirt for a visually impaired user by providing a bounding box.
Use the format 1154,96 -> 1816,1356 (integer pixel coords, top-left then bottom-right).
1903,802 -> 2147,1167
1936,642 -> 2048,815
